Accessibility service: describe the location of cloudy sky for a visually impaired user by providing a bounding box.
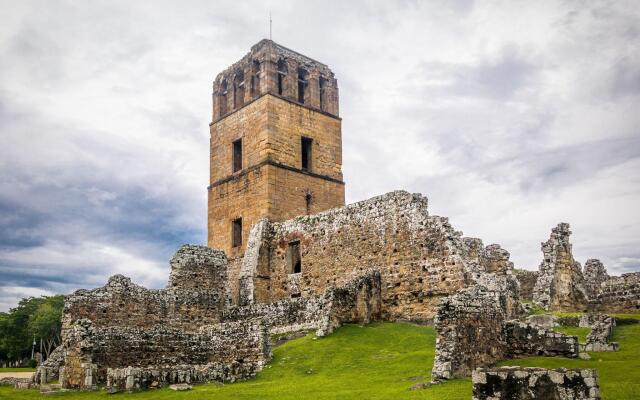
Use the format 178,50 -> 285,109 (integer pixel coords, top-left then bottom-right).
1,0 -> 639,311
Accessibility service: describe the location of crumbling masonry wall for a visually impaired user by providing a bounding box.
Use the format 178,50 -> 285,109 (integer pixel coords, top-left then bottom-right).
238,191 -> 472,322
432,283 -> 578,380
530,224 -> 640,313
514,270 -> 539,301
590,272 -> 640,313
61,318 -> 270,390
533,223 -> 588,311
63,246 -> 230,331
472,367 -> 600,400
57,245 -> 270,389
431,285 -> 508,380
583,259 -> 609,299
226,270 -> 382,337
584,315 -> 619,352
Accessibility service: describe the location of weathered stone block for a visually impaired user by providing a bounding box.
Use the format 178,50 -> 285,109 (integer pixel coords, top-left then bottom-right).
472,367 -> 600,400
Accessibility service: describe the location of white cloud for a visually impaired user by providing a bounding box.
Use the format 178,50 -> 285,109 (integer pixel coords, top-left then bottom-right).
1,0 -> 639,310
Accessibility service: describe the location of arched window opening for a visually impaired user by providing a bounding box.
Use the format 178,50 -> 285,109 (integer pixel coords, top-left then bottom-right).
319,76 -> 326,111
233,71 -> 245,109
297,67 -> 308,104
277,59 -> 287,96
219,79 -> 228,116
251,59 -> 261,98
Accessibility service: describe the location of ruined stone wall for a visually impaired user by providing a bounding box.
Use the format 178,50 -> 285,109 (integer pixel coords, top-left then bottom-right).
57,245 -> 274,390
504,321 -> 579,358
461,238 -> 514,280
226,270 -> 382,337
224,296 -> 327,335
584,315 -> 618,352
591,272 -> 640,313
61,318 -> 270,389
227,258 -> 244,305
324,270 -> 382,333
514,269 -> 539,301
240,191 -> 471,321
583,259 -> 609,299
533,223 -> 588,311
472,367 -> 600,400
106,364 -> 257,392
63,246 -> 230,332
432,282 -> 577,380
431,285 -> 508,380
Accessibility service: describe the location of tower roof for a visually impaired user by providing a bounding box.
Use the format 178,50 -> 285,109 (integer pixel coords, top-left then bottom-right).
250,39 -> 329,68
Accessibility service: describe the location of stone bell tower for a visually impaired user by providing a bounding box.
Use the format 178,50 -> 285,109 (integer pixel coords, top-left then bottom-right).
207,39 -> 345,265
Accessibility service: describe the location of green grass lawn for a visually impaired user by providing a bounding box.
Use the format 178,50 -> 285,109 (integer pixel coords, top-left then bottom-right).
1,320 -> 639,399
0,368 -> 36,373
554,326 -> 591,343
0,323 -> 470,400
498,323 -> 640,399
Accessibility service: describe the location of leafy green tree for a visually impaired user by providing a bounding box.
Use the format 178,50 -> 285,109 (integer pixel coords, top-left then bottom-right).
28,296 -> 64,359
0,295 -> 64,365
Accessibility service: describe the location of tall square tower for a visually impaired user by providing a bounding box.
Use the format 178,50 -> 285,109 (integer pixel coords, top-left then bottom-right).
208,39 -> 345,262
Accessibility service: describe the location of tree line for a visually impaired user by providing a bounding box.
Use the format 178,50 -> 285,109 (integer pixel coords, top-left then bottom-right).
0,295 -> 64,367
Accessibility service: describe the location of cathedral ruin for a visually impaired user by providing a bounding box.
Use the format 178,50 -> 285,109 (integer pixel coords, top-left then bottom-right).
30,39 -> 639,399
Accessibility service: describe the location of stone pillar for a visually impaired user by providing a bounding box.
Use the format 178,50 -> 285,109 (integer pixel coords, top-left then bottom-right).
82,363 -> 97,389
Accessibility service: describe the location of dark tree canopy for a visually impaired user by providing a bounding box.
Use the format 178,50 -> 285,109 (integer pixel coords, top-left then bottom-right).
0,295 -> 64,365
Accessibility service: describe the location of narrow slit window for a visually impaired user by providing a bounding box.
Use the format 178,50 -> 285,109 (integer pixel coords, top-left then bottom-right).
297,67 -> 308,104
301,136 -> 312,171
232,218 -> 242,248
232,139 -> 242,173
287,241 -> 302,274
277,59 -> 287,96
319,77 -> 326,111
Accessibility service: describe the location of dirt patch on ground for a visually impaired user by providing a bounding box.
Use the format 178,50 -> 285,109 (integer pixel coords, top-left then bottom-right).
0,372 -> 33,379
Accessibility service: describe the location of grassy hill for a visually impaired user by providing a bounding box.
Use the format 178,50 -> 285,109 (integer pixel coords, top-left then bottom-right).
1,320 -> 639,399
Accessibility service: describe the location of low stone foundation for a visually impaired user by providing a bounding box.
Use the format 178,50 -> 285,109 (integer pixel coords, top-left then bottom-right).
107,364 -> 254,392
504,321 -> 579,358
472,367 -> 600,400
584,315 -> 618,352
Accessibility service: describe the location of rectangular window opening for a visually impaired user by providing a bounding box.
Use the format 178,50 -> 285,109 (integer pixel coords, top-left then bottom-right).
298,80 -> 305,103
277,73 -> 284,95
287,241 -> 302,274
232,139 -> 242,173
232,218 -> 242,248
301,137 -> 312,171
319,77 -> 326,111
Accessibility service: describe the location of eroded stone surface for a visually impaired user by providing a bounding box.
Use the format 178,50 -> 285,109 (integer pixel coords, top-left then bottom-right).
432,283 -> 577,380
584,315 -> 618,352
591,272 -> 640,313
533,223 -> 588,311
514,270 -> 538,301
472,367 -> 600,400
237,191 -> 513,322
